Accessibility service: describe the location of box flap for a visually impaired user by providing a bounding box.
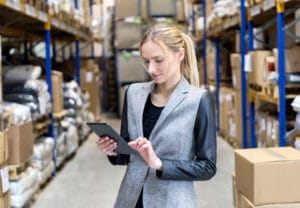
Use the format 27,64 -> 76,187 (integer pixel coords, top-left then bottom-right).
235,147 -> 300,163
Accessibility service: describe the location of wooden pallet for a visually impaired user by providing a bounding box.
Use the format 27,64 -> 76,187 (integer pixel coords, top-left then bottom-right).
53,110 -> 67,122
9,158 -> 31,181
33,119 -> 50,138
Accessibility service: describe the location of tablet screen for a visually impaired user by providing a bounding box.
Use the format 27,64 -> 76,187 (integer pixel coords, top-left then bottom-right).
87,122 -> 137,155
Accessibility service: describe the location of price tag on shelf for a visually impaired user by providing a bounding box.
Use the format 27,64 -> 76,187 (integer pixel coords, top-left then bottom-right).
231,16 -> 238,26
1,166 -> 9,194
25,4 -> 36,17
60,22 -> 66,31
6,0 -> 20,11
250,5 -> 261,17
51,18 -> 59,28
263,0 -> 275,11
38,12 -> 48,22
224,20 -> 230,29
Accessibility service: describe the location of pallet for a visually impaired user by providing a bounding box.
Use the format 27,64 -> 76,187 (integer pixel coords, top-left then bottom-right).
33,119 -> 50,138
53,110 -> 67,122
9,158 -> 31,181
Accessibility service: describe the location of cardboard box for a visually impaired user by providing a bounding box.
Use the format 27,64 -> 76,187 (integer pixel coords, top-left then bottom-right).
274,46 -> 300,74
51,70 -> 64,113
0,130 -> 8,167
147,0 -> 176,17
117,51 -> 148,82
240,193 -> 300,208
115,19 -> 142,49
8,120 -> 33,165
0,36 -> 2,103
115,0 -> 139,19
81,64 -> 102,120
176,0 -> 185,21
0,191 -> 10,208
248,51 -> 272,86
235,147 -> 300,205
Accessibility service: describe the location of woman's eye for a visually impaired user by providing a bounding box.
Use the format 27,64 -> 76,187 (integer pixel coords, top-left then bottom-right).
156,59 -> 163,63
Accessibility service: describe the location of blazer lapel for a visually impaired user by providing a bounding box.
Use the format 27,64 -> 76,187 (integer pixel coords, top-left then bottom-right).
133,81 -> 156,137
150,77 -> 190,140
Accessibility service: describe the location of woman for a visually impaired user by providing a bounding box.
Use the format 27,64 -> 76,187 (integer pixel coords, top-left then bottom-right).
97,23 -> 216,208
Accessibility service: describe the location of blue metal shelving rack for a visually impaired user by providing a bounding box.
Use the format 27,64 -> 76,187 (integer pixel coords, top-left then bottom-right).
247,18 -> 257,148
214,0 -> 220,133
277,0 -> 286,146
202,0 -> 207,88
240,0 -> 248,148
74,0 -> 81,87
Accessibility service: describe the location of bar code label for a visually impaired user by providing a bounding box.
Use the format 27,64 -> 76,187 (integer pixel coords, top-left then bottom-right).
263,0 -> 275,11
6,0 -> 20,11
250,5 -> 261,17
25,4 -> 36,17
38,12 -> 48,22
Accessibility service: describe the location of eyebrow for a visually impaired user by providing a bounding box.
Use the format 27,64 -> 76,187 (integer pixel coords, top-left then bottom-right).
142,55 -> 164,60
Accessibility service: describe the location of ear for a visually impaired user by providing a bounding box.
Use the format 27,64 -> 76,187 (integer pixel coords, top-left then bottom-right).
178,47 -> 185,62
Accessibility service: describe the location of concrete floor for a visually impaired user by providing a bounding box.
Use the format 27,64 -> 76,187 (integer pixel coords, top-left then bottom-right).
29,115 -> 235,208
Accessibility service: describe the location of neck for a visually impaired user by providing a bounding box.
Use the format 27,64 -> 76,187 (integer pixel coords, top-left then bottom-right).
155,75 -> 182,95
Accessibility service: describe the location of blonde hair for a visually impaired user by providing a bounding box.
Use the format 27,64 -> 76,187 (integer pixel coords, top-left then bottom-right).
140,23 -> 199,87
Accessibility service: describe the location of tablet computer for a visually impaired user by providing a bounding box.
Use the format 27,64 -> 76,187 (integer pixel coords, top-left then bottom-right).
87,122 -> 137,155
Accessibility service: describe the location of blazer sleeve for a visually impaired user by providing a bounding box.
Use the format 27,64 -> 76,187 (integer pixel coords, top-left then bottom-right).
157,90 -> 217,181
108,86 -> 130,165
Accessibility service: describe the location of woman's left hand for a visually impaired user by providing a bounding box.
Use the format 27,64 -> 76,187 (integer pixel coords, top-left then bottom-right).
129,137 -> 163,170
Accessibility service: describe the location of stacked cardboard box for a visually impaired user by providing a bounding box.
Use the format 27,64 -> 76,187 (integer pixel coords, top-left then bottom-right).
51,70 -> 64,114
80,59 -> 102,121
0,127 -> 10,208
233,147 -> 300,207
8,120 -> 33,165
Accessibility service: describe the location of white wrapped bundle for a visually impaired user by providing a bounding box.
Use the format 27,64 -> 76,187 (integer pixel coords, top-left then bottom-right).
0,102 -> 31,124
55,132 -> 67,157
10,179 -> 39,208
10,167 -> 38,196
32,137 -> 54,161
62,120 -> 79,156
3,65 -> 42,82
31,153 -> 52,171
37,161 -> 55,184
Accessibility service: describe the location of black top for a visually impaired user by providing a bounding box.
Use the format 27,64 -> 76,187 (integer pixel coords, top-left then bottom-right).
142,94 -> 164,138
136,94 -> 164,208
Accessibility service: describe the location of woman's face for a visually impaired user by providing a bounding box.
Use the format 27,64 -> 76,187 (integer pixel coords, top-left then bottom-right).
141,40 -> 183,84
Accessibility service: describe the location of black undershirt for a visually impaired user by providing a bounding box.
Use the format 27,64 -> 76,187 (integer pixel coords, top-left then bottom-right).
135,94 -> 164,208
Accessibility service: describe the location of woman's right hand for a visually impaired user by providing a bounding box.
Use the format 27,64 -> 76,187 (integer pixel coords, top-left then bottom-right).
96,136 -> 118,156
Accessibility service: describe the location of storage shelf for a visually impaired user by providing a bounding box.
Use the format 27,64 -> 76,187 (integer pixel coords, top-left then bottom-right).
248,0 -> 300,25
0,0 -> 92,41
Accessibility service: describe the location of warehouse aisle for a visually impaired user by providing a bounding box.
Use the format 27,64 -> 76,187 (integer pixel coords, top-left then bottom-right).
30,115 -> 234,208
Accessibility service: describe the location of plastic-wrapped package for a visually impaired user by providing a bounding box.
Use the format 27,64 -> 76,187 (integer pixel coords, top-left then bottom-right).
62,120 -> 79,156
37,161 -> 55,185
3,65 -> 42,82
0,102 -> 31,124
10,167 -> 38,196
54,132 -> 67,167
63,80 -> 83,107
31,154 -> 52,171
10,179 -> 39,208
32,137 -> 55,161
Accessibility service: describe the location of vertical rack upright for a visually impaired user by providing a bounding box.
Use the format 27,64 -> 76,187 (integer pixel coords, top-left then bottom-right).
74,0 -> 81,86
247,13 -> 257,148
240,0 -> 248,148
276,0 -> 286,146
214,0 -> 220,133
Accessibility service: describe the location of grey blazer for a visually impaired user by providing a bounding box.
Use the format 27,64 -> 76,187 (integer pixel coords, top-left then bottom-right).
109,77 -> 217,208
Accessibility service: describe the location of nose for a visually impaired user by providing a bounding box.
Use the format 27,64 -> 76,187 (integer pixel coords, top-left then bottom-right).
147,61 -> 156,74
